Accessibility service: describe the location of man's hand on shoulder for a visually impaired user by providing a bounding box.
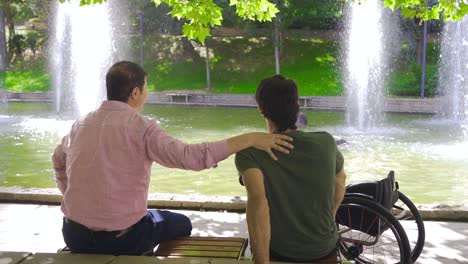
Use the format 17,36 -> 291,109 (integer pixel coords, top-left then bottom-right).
249,132 -> 294,160
227,132 -> 293,160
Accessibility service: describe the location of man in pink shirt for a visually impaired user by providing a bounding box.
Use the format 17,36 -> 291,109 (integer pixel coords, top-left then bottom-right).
52,61 -> 293,256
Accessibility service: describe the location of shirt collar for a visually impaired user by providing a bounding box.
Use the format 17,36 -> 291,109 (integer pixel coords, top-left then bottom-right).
99,100 -> 134,111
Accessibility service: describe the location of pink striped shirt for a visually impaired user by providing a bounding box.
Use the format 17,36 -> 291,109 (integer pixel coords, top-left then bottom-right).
52,101 -> 229,231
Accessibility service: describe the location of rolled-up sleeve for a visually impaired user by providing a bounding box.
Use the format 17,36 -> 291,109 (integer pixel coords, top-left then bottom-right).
52,135 -> 69,193
145,122 -> 230,171
335,144 -> 344,174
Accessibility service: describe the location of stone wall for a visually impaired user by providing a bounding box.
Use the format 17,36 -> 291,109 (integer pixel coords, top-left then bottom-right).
0,186 -> 466,221
148,93 -> 438,114
1,90 -> 439,114
0,90 -> 53,103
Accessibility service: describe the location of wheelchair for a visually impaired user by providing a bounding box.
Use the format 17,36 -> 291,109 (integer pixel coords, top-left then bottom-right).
336,171 -> 425,264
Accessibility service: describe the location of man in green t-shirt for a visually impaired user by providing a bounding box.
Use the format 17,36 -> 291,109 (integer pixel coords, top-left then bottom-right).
235,75 -> 346,263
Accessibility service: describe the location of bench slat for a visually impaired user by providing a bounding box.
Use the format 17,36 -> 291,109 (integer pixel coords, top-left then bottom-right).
157,245 -> 242,251
159,240 -> 243,246
20,253 -> 116,264
172,237 -> 245,242
154,236 -> 248,260
157,250 -> 240,258
0,251 -> 32,264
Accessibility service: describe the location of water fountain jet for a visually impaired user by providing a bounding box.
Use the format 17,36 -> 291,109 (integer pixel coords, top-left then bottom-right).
438,17 -> 468,140
342,0 -> 401,131
50,0 -> 129,118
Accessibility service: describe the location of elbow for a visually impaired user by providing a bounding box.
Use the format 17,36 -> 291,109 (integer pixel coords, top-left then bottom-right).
56,180 -> 67,194
181,146 -> 218,171
185,164 -> 205,171
180,158 -> 207,171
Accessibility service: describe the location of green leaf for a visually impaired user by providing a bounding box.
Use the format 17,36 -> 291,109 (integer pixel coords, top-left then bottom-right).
230,0 -> 278,22
401,7 -> 417,18
384,0 -> 396,11
151,0 -> 162,7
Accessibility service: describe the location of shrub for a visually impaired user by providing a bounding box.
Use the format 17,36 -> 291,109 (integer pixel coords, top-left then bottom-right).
25,31 -> 43,55
386,62 -> 438,97
9,34 -> 26,57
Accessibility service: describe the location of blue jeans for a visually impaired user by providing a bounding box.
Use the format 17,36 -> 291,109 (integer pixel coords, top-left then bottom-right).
62,210 -> 192,255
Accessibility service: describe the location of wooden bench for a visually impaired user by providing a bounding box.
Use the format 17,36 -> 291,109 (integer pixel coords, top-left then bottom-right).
21,252 -> 116,264
57,237 -> 342,263
154,236 -> 249,260
270,250 -> 341,264
155,236 -> 342,263
0,251 -> 32,264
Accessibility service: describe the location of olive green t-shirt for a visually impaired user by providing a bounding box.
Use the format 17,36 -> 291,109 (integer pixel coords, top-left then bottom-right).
235,131 -> 344,260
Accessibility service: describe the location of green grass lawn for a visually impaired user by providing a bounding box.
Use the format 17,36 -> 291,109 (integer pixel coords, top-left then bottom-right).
0,60 -> 49,92
143,37 -> 342,96
1,37 -> 439,97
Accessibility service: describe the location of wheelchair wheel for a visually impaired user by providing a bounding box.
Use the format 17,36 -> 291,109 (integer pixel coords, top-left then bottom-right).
392,191 -> 425,263
336,195 -> 412,264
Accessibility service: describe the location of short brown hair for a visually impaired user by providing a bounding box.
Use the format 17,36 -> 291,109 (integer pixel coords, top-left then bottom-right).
106,61 -> 147,102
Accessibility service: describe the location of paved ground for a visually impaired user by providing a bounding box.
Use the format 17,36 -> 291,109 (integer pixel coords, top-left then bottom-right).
0,203 -> 467,263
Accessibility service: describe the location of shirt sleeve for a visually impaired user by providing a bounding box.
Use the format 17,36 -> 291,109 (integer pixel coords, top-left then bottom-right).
235,149 -> 261,186
52,134 -> 69,194
144,122 -> 230,171
335,144 -> 344,174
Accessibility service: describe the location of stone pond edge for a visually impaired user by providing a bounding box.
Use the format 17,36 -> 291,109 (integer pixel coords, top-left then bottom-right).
1,186 -> 467,222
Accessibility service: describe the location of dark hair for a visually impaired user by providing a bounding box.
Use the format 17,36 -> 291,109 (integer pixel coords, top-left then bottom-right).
106,61 -> 147,102
255,75 -> 299,132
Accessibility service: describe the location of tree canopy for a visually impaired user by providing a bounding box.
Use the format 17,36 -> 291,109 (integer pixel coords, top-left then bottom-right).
64,0 -> 468,42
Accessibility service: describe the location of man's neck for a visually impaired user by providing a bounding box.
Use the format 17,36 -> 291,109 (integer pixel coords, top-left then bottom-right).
267,121 -> 296,134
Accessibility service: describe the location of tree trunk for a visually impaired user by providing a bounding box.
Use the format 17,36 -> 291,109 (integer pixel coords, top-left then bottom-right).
205,40 -> 211,91
273,0 -> 280,74
416,36 -> 423,66
0,7 -> 7,71
3,2 -> 15,63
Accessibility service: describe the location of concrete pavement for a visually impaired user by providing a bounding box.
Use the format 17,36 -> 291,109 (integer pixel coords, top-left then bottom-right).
0,203 -> 466,264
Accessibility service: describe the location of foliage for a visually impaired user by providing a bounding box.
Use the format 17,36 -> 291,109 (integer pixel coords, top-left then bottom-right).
25,0 -> 50,20
64,0 -> 106,4
2,33 -> 442,98
25,31 -> 43,54
9,34 -> 25,55
151,0 -> 278,43
131,1 -> 184,35
0,60 -> 49,92
386,62 -> 438,97
142,36 -> 342,95
0,0 -> 50,65
278,0 -> 344,30
73,0 -> 468,42
66,0 -> 278,43
381,0 -> 468,21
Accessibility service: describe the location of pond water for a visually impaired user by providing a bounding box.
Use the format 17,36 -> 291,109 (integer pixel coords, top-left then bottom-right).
0,102 -> 467,205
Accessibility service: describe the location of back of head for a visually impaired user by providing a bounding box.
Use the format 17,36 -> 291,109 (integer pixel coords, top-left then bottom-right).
255,75 -> 299,132
106,61 -> 147,102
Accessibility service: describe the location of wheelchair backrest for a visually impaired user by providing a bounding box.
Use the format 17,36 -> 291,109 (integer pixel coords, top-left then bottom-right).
345,171 -> 399,210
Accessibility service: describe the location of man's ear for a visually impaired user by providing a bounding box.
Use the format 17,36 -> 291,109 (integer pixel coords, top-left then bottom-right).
127,87 -> 137,103
257,106 -> 263,114
130,87 -> 139,97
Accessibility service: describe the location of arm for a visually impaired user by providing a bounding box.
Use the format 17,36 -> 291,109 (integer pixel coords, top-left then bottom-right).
333,168 -> 346,217
242,168 -> 270,264
146,123 -> 293,171
52,136 -> 68,194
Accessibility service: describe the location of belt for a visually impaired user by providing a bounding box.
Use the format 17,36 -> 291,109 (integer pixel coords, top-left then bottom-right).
64,217 -> 132,238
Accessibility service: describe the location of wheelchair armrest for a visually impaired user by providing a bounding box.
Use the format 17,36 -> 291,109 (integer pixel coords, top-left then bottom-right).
344,193 -> 375,200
